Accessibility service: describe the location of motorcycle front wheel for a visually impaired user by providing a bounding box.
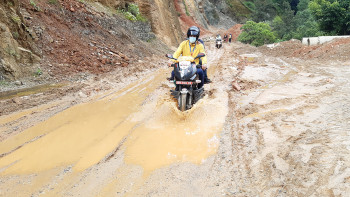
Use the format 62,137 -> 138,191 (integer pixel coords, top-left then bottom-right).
178,93 -> 187,111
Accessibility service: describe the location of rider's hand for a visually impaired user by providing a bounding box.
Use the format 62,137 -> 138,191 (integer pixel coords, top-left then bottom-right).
202,64 -> 207,70
167,60 -> 173,67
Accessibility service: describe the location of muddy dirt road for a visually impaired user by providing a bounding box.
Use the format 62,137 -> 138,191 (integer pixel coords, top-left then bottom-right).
1,42 -> 350,196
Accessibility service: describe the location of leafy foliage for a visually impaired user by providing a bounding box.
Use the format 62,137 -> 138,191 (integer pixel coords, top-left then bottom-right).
242,0 -> 329,43
118,3 -> 147,22
48,0 -> 58,5
309,0 -> 350,35
271,1 -> 296,40
35,67 -> 43,76
30,0 -> 41,11
183,0 -> 190,16
243,1 -> 256,11
238,21 -> 276,46
251,0 -> 277,22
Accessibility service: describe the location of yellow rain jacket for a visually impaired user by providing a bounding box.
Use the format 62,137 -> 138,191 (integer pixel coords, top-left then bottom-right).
173,40 -> 207,65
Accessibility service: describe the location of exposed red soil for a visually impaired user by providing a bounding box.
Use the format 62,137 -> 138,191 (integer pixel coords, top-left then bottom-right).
21,0 -> 160,78
258,37 -> 350,62
291,38 -> 350,60
224,24 -> 243,41
173,0 -> 210,36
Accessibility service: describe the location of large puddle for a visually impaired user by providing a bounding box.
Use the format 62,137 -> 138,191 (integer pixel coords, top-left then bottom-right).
125,89 -> 228,174
0,69 -> 228,175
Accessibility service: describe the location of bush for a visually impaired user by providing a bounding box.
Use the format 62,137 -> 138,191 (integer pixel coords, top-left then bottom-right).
243,1 -> 256,11
30,0 -> 41,11
118,3 -> 147,22
238,21 -> 276,46
183,0 -> 190,16
48,0 -> 58,5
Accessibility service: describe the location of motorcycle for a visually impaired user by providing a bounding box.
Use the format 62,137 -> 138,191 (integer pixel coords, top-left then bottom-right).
216,38 -> 222,49
166,53 -> 205,111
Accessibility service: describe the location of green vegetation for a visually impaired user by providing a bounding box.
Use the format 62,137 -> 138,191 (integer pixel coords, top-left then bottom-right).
0,80 -> 9,86
48,0 -> 58,5
238,0 -> 349,46
243,1 -> 256,11
11,15 -> 21,25
5,46 -> 18,58
117,3 -> 147,22
12,31 -> 19,39
183,0 -> 190,16
35,67 -> 43,76
7,1 -> 14,7
30,0 -> 41,11
146,38 -> 156,43
226,0 -> 251,17
309,0 -> 350,35
237,21 -> 276,46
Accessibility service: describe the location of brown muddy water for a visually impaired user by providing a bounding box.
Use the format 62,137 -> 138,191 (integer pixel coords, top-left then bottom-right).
0,83 -> 65,100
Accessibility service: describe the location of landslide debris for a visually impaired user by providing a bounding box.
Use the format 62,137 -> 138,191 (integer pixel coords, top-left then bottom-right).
0,0 -> 182,84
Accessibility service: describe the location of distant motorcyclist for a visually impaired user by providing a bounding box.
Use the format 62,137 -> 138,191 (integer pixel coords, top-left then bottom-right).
229,34 -> 232,43
215,34 -> 223,49
168,26 -> 208,88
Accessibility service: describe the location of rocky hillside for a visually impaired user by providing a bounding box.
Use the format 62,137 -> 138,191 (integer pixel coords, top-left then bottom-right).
0,0 -> 247,82
0,0 -> 184,82
0,0 -> 40,80
175,0 -> 250,33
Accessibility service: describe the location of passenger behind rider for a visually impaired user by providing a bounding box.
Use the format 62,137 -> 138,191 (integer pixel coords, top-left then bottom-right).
168,26 -> 210,88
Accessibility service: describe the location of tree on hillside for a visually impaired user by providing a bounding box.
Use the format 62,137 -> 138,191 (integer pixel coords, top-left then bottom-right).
271,1 -> 296,40
290,0 -> 300,13
238,21 -> 276,46
309,0 -> 350,35
272,0 -> 300,14
251,0 -> 277,22
292,0 -> 324,39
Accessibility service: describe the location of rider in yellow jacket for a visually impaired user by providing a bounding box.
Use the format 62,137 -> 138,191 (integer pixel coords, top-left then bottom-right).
168,26 -> 209,88
173,38 -> 208,66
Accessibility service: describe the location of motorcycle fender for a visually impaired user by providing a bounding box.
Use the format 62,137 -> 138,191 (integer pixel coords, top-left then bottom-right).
180,88 -> 188,94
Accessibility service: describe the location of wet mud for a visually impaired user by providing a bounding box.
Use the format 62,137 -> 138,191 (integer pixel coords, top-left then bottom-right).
0,42 -> 349,196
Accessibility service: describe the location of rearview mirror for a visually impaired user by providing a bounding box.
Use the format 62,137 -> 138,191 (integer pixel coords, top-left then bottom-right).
166,54 -> 173,58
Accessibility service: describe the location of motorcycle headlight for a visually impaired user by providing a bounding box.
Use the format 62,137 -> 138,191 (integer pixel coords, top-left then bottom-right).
179,61 -> 191,69
180,70 -> 185,78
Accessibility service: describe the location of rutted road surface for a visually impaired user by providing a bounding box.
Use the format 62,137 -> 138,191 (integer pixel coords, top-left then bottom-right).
1,42 -> 350,196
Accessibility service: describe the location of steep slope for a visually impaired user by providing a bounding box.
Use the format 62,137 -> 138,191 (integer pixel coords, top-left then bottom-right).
0,0 -> 249,83
174,0 -> 250,33
0,0 -> 40,80
96,0 -> 183,47
0,0 -> 183,82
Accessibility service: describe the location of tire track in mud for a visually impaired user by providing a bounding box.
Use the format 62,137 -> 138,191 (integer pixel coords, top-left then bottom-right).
0,42 -> 233,196
1,42 -> 349,196
222,53 -> 350,196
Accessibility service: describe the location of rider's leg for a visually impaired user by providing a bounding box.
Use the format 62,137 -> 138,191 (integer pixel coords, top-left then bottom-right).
203,68 -> 207,78
167,71 -> 175,80
203,68 -> 212,83
197,68 -> 204,89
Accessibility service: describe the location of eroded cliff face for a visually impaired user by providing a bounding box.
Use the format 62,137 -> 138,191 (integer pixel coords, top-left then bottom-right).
172,0 -> 249,36
0,0 -> 40,80
95,0 -> 183,47
0,0 -> 184,81
0,0 -> 247,82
